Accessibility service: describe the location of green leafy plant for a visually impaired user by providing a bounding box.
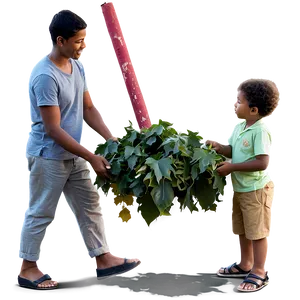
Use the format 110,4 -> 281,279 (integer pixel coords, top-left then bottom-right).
94,120 -> 226,226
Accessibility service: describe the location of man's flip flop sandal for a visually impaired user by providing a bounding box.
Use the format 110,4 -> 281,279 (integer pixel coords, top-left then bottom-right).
96,258 -> 141,280
18,274 -> 58,290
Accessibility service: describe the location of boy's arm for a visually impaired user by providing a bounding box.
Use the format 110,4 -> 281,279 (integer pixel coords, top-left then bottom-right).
230,155 -> 269,172
217,142 -> 232,158
232,130 -> 272,172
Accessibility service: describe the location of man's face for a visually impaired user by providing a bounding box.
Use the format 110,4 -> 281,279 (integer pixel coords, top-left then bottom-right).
60,29 -> 86,60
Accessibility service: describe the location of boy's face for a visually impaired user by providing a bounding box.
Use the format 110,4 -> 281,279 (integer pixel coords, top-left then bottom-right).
58,29 -> 86,60
234,90 -> 256,120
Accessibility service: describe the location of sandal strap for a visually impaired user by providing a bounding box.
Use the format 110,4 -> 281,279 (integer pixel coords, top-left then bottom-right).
242,278 -> 261,288
220,262 -> 236,274
230,262 -> 248,274
246,272 -> 269,282
224,262 -> 249,274
33,274 -> 51,285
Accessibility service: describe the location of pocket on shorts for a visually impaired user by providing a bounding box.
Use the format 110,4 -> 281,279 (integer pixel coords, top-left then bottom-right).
27,156 -> 43,175
263,181 -> 274,209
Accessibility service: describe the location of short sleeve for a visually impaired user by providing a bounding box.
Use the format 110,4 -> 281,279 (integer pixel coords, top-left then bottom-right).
224,122 -> 240,146
32,74 -> 59,107
225,132 -> 233,146
83,64 -> 90,92
74,60 -> 88,92
254,129 -> 271,156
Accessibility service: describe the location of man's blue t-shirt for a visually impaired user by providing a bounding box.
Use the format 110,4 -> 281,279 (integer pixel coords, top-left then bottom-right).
26,55 -> 88,160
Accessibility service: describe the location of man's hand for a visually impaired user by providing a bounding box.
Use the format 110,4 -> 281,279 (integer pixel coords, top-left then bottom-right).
216,161 -> 233,177
89,154 -> 111,179
108,136 -> 119,143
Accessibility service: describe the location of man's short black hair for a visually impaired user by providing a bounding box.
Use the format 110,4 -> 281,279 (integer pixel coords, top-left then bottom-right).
49,10 -> 87,45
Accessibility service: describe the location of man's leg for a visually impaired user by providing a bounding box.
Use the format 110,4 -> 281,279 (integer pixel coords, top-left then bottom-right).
63,158 -> 140,271
19,157 -> 71,288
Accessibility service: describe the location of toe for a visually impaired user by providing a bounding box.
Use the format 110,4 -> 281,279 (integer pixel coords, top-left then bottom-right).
238,282 -> 245,290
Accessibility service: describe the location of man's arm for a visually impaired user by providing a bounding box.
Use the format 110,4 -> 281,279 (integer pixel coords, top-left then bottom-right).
230,155 -> 269,172
40,105 -> 111,178
83,91 -> 115,141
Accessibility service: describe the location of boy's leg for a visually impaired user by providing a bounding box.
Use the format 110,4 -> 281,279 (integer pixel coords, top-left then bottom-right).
217,193 -> 253,276
19,156 -> 71,288
63,158 -> 140,270
239,182 -> 274,290
238,237 -> 268,291
238,234 -> 253,271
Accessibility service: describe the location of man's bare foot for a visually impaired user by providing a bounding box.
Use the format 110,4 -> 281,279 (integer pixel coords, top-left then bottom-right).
96,252 -> 140,269
19,260 -> 58,289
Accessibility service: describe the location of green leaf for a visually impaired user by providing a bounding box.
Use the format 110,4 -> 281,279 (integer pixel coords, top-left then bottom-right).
143,171 -> 152,182
191,148 -> 205,163
128,155 -> 138,170
146,136 -> 157,145
176,177 -> 188,191
117,173 -> 133,195
127,131 -> 137,144
124,146 -> 135,159
136,165 -> 148,174
143,171 -> 158,188
213,171 -> 226,195
177,186 -> 199,213
193,174 -> 218,211
145,124 -> 164,138
134,145 -> 143,156
199,153 -> 216,173
183,157 -> 191,178
145,157 -> 175,183
129,176 -> 146,197
137,193 -> 160,226
95,143 -> 107,156
129,176 -> 141,189
191,164 -> 199,180
175,169 -> 184,175
164,144 -> 173,156
187,130 -> 203,147
111,160 -> 121,175
132,184 -> 145,198
191,148 -> 218,173
107,139 -> 119,154
150,179 -> 174,214
178,144 -> 192,157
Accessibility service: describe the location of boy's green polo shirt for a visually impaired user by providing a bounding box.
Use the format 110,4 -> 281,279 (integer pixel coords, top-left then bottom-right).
228,119 -> 271,192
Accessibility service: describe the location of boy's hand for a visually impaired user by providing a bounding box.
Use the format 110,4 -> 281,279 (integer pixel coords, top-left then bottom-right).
216,161 -> 233,176
206,140 -> 222,153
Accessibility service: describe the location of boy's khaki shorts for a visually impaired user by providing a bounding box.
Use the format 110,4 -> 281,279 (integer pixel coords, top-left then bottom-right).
232,181 -> 274,240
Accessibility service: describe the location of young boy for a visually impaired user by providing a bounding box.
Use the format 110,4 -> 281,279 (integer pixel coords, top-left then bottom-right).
206,79 -> 279,292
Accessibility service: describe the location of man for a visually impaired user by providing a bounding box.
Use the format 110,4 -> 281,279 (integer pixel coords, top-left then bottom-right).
18,10 -> 140,290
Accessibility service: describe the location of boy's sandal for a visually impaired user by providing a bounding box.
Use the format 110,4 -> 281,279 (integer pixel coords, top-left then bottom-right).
217,262 -> 251,278
237,272 -> 269,292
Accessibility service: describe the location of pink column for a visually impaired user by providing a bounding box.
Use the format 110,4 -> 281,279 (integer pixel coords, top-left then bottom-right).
101,2 -> 151,129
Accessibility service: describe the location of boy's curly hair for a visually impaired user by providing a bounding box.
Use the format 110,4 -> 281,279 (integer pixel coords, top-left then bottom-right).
238,79 -> 279,117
